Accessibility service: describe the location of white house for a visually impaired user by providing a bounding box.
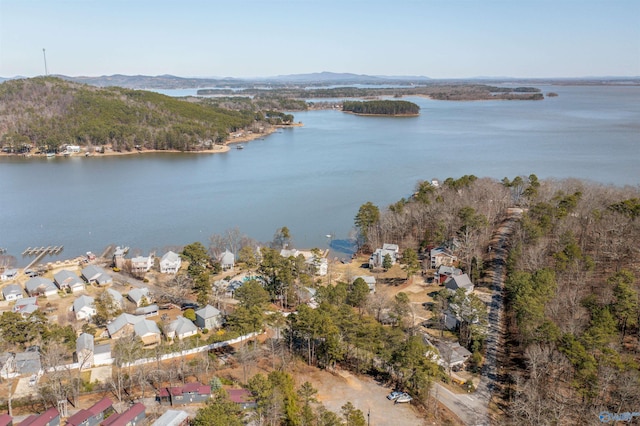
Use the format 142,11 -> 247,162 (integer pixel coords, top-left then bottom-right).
73,295 -> 96,320
131,254 -> 154,274
166,316 -> 198,340
53,270 -> 85,293
81,265 -> 113,286
160,251 -> 181,274
0,269 -> 19,281
2,284 -> 23,301
195,305 -> 222,330
75,333 -> 94,369
218,250 -> 235,271
369,243 -> 400,269
128,287 -> 151,307
25,277 -> 58,297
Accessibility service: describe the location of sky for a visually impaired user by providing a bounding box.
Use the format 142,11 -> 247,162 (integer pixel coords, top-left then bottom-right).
1,0 -> 638,79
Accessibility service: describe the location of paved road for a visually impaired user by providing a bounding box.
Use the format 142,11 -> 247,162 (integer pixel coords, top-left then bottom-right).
433,208 -> 522,426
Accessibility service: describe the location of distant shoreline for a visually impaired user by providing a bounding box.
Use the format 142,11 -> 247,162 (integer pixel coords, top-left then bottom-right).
0,123 -> 303,159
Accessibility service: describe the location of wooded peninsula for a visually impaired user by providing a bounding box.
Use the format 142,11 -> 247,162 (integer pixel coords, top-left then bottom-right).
342,100 -> 420,116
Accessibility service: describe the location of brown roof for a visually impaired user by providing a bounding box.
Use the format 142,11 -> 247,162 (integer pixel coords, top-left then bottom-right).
101,403 -> 145,426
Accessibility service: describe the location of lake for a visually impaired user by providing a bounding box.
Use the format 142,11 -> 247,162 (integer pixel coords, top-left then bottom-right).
1,85 -> 638,266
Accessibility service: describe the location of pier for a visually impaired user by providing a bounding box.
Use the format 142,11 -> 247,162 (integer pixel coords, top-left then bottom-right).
21,245 -> 64,271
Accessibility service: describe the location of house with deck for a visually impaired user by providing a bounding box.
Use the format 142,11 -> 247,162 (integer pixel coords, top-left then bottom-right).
160,251 -> 181,274
131,254 -> 154,274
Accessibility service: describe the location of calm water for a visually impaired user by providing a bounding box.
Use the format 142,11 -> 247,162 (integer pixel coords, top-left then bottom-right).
1,85 -> 639,266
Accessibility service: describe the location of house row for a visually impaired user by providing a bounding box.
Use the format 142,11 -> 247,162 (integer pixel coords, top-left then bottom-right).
115,248 -> 183,275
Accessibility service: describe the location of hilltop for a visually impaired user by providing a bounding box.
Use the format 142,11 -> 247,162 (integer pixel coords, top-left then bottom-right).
0,77 -> 278,153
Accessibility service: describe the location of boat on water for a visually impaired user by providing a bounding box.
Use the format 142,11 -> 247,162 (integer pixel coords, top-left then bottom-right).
46,152 -> 55,158
236,145 -> 244,150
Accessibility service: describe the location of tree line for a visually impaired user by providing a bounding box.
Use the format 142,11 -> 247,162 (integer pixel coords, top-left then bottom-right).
342,100 -> 420,116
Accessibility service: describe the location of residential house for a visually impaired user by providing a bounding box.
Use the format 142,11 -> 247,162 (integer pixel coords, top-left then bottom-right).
194,305 -> 222,330
65,397 -> 113,426
53,270 -> 84,293
73,295 -> 96,320
353,275 -> 376,293
151,410 -> 189,426
135,304 -> 159,317
434,340 -> 472,370
159,382 -> 211,406
0,268 -> 19,281
369,243 -> 400,269
24,277 -> 57,297
81,266 -> 112,286
444,273 -> 474,293
93,343 -> 112,366
430,246 -> 458,269
227,389 -> 257,410
165,316 -> 198,340
106,288 -> 125,309
106,313 -> 161,346
13,297 -> 38,315
14,351 -> 41,376
435,265 -> 462,284
160,251 -> 181,274
101,403 -> 145,426
2,284 -> 23,301
112,246 -> 128,269
218,250 -> 235,271
296,287 -> 318,308
280,249 -> 327,276
127,287 -> 151,307
131,254 -> 154,274
16,407 -> 59,426
0,413 -> 12,426
75,333 -> 94,369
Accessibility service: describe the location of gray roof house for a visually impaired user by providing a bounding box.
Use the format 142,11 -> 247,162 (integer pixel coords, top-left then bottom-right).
0,268 -> 19,281
107,288 -> 125,308
434,340 -> 472,369
166,316 -> 198,340
194,305 -> 222,330
151,409 -> 189,426
81,265 -> 113,285
160,251 -> 182,274
75,332 -> 95,369
13,296 -> 38,314
14,351 -> 42,376
73,295 -> 96,320
128,287 -> 151,307
107,313 -> 161,346
218,250 -> 235,271
53,270 -> 85,293
135,304 -> 159,317
369,243 -> 400,269
2,284 -> 23,301
353,275 -> 376,293
25,277 -> 57,297
444,273 -> 474,293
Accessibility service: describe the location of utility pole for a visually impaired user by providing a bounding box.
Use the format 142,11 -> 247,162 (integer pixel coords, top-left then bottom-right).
42,48 -> 48,76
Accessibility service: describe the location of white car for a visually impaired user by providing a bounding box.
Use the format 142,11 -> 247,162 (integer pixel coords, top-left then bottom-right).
395,393 -> 413,404
28,375 -> 38,387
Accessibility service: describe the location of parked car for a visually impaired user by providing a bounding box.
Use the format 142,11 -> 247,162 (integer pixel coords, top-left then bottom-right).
28,375 -> 38,386
386,391 -> 403,401
181,302 -> 199,311
395,393 -> 413,404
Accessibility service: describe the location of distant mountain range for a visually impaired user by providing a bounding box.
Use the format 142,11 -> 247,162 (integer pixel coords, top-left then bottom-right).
0,72 -> 638,89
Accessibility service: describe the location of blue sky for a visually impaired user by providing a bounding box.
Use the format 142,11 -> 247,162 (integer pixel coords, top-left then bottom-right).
1,0 -> 638,78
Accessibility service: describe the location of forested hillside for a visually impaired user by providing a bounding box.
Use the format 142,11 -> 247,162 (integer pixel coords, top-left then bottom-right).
356,176 -> 640,424
342,100 -> 420,116
0,77 -> 261,152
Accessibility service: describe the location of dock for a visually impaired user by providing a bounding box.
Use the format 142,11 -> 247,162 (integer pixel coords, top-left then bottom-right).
21,245 -> 64,270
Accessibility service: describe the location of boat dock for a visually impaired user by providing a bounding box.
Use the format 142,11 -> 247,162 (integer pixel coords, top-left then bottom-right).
21,245 -> 64,271
22,246 -> 64,257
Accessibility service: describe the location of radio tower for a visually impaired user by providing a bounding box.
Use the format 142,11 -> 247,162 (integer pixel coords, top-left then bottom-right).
42,48 -> 48,76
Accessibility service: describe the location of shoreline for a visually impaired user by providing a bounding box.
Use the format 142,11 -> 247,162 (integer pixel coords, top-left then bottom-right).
0,123 -> 303,159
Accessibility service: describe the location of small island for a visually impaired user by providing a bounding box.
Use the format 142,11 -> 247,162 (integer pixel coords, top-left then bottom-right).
342,100 -> 420,116
547,92 -> 559,97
